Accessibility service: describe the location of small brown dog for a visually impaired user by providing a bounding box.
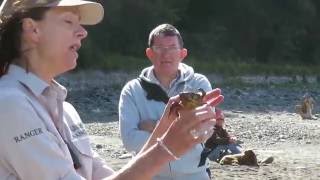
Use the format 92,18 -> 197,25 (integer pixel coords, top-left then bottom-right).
219,150 -> 258,166
295,93 -> 315,119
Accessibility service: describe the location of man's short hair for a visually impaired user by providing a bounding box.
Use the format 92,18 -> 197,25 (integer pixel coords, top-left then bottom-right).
148,23 -> 184,47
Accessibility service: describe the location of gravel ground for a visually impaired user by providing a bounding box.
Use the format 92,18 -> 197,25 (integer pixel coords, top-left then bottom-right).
58,71 -> 320,179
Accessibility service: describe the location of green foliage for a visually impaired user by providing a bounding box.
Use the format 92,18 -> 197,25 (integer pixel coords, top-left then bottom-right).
86,53 -> 149,72
188,58 -> 320,76
78,52 -> 320,77
78,0 -> 320,71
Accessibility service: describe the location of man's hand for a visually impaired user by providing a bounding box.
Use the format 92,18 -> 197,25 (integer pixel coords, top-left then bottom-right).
229,136 -> 237,144
138,120 -> 157,133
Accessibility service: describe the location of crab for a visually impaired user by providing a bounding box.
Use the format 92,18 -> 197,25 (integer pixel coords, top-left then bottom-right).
170,88 -> 206,115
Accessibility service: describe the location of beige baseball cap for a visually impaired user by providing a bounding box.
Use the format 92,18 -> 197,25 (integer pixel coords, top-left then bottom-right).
0,0 -> 104,26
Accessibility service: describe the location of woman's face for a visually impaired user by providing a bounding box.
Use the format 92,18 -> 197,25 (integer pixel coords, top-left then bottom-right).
28,7 -> 87,77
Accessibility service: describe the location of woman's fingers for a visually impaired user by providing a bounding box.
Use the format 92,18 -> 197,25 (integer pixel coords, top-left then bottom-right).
162,106 -> 216,157
203,88 -> 224,107
177,104 -> 215,129
207,95 -> 224,107
189,119 -> 215,141
215,108 -> 224,120
159,90 -> 225,158
161,95 -> 180,118
167,95 -> 180,105
202,88 -> 221,102
193,127 -> 214,144
173,104 -> 216,143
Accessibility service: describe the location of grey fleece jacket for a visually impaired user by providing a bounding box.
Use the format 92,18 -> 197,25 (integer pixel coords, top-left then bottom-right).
119,63 -> 212,179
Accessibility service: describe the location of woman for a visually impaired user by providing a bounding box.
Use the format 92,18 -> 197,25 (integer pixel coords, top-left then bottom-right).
0,0 -> 223,179
205,111 -> 242,162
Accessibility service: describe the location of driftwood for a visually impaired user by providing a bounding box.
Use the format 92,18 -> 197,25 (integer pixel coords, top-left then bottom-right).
219,150 -> 258,166
295,93 -> 315,119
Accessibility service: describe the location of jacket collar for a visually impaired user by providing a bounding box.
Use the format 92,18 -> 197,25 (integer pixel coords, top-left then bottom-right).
7,64 -> 67,100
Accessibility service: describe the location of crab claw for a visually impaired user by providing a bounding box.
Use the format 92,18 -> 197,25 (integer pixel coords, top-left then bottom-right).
197,88 -> 206,98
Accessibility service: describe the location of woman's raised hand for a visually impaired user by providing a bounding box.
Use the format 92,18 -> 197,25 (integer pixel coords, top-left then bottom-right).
159,88 -> 224,159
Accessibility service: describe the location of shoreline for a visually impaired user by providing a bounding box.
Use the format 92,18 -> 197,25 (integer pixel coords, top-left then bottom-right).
59,71 -> 320,179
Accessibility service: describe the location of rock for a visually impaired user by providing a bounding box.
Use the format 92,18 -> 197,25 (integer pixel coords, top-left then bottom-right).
96,144 -> 103,149
234,89 -> 243,96
119,153 -> 132,159
260,156 -> 274,164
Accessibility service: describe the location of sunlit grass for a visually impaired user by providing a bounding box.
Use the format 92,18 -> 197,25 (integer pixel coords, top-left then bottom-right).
78,54 -> 320,77
187,58 -> 320,77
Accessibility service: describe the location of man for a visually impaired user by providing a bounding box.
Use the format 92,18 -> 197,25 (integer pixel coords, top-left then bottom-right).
119,23 -> 213,180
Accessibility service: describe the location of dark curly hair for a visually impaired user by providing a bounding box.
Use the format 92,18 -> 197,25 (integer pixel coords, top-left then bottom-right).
0,7 -> 49,77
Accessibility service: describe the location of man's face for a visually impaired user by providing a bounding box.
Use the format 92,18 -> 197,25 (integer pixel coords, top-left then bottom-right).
146,35 -> 187,77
